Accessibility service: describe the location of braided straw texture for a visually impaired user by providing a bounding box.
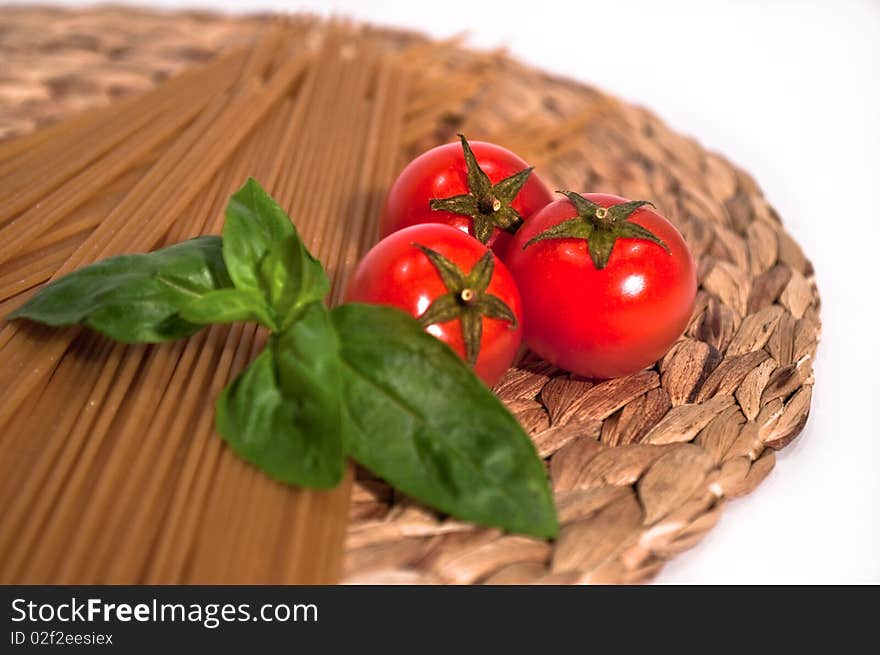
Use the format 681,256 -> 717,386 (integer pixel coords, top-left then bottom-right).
1,6 -> 821,584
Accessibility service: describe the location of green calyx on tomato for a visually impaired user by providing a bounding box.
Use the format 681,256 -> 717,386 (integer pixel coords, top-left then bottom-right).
429,134 -> 534,244
412,243 -> 518,366
524,190 -> 670,269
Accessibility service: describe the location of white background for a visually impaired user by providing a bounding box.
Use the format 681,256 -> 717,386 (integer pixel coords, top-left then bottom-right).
16,0 -> 880,583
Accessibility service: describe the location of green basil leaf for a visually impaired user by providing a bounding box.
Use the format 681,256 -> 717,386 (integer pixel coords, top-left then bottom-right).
222,178 -> 330,326
258,234 -> 330,330
215,302 -> 344,488
222,177 -> 296,293
7,236 -> 231,342
179,288 -> 276,329
331,303 -> 558,539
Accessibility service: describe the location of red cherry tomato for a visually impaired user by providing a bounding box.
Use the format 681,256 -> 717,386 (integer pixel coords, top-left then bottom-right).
506,192 -> 697,379
379,136 -> 553,260
346,224 -> 523,387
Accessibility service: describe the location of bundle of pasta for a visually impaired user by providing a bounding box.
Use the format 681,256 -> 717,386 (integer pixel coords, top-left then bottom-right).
0,23 -> 409,584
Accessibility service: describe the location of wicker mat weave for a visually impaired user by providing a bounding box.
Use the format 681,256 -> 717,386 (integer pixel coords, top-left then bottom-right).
0,6 -> 821,584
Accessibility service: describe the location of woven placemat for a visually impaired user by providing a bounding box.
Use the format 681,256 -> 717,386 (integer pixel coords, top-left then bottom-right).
1,6 -> 821,584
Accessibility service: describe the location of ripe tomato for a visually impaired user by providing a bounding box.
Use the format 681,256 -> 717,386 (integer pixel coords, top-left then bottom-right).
506,192 -> 696,380
379,135 -> 553,260
345,223 -> 523,387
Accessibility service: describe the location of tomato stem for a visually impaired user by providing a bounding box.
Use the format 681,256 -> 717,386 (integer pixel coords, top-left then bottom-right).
428,134 -> 533,243
411,243 -> 518,366
594,206 -> 613,227
477,195 -> 501,215
523,191 -> 669,270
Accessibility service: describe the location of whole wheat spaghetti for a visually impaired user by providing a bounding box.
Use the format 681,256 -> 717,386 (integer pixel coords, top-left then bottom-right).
0,21 -> 408,584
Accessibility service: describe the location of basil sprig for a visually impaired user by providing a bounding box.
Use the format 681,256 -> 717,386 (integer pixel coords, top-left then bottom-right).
8,178 -> 558,538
